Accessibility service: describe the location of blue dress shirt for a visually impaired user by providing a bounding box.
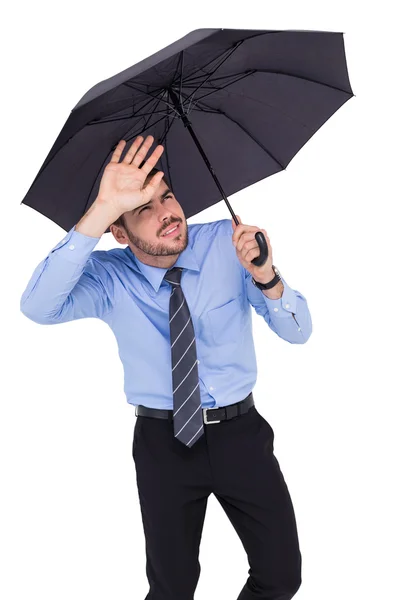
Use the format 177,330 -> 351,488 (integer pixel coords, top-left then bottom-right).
20,218 -> 312,409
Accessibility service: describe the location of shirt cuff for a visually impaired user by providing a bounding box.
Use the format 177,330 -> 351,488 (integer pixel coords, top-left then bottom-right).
261,277 -> 297,318
49,225 -> 102,265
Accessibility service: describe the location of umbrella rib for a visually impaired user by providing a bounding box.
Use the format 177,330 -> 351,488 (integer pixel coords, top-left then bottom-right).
252,69 -> 353,95
138,94 -> 166,134
88,90 -> 182,125
179,42 -> 245,111
184,70 -> 254,86
123,82 -> 182,118
190,85 -> 312,131
176,40 -> 244,89
88,108 -> 173,125
180,74 -> 322,133
159,86 -> 287,170
85,96 -> 159,118
182,69 -> 352,116
182,71 -> 256,108
161,106 -> 176,196
179,30 -> 273,87
182,71 -> 351,118
170,87 -> 286,169
194,99 -> 285,170
159,108 -> 176,146
121,112 -> 175,141
179,51 -> 185,110
183,69 -> 351,95
190,108 -> 220,114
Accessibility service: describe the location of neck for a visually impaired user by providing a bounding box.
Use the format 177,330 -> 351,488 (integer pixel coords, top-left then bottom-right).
129,245 -> 181,269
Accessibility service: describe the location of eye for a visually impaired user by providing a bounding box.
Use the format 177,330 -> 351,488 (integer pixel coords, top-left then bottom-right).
139,195 -> 173,214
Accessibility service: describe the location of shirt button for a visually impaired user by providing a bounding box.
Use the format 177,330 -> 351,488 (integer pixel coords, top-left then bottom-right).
273,307 -> 279,312
298,327 -> 301,331
62,238 -> 67,243
285,303 -> 290,309
197,360 -> 200,364
210,386 -> 214,391
68,244 -> 75,250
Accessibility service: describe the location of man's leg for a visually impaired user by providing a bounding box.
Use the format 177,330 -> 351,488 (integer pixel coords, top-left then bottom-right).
209,405 -> 302,600
132,414 -> 212,600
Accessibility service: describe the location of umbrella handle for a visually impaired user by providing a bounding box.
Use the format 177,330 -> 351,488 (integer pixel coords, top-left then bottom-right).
251,231 -> 269,267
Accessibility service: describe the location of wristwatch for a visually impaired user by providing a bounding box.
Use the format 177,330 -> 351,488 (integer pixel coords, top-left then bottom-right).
251,265 -> 282,290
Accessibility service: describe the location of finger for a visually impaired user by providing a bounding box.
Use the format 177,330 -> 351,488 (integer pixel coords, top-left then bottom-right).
129,135 -> 155,166
236,232 -> 259,251
122,135 -> 152,165
240,241 -> 259,259
232,224 -> 262,245
232,215 -> 241,230
244,245 -> 261,263
110,139 -> 129,163
139,144 -> 165,176
234,229 -> 264,250
119,136 -> 144,163
141,171 -> 165,199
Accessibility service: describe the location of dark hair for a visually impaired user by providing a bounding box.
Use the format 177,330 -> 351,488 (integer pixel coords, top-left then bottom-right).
111,167 -> 171,229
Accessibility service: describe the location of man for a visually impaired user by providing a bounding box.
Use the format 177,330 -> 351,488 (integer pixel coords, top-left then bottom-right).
20,135 -> 312,600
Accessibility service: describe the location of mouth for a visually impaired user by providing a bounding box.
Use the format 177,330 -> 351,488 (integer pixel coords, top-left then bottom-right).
161,223 -> 181,238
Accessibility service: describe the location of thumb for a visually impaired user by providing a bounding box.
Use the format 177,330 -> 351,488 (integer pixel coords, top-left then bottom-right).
231,214 -> 241,229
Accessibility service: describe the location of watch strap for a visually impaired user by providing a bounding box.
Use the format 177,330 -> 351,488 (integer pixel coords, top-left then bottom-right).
251,265 -> 281,290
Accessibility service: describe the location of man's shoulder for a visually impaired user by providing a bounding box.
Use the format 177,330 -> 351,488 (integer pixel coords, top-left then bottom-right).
84,247 -> 132,274
188,218 -> 232,241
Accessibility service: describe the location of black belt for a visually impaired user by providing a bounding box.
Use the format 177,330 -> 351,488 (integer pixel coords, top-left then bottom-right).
135,391 -> 254,425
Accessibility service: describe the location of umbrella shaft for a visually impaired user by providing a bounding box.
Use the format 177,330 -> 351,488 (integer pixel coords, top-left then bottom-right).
169,88 -> 239,226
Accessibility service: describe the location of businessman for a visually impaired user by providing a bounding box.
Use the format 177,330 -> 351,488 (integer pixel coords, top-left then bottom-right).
20,135 -> 312,600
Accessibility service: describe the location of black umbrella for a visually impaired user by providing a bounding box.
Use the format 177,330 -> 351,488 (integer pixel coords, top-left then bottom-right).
20,27 -> 354,266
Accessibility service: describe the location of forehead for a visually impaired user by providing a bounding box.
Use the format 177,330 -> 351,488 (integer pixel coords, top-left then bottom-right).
130,182 -> 173,217
153,179 -> 169,196
149,180 -> 172,202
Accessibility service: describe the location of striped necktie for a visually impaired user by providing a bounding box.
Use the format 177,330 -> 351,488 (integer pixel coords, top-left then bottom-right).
163,266 -> 204,448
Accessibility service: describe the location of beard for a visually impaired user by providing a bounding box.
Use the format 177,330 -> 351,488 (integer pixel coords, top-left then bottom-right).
124,220 -> 188,256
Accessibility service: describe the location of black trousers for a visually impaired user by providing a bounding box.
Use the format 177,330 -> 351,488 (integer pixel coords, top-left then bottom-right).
132,398 -> 302,600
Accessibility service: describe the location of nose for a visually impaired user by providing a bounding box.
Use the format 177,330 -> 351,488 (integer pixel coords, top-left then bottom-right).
157,209 -> 179,235
157,202 -> 178,222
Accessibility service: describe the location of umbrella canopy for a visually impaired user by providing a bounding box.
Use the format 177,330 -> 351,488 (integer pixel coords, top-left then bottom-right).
21,27 -> 354,238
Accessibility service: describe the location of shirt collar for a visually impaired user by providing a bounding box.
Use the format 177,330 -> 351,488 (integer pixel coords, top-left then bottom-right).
123,227 -> 200,293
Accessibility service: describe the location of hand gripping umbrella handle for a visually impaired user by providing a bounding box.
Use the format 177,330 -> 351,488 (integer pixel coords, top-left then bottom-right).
251,231 -> 269,267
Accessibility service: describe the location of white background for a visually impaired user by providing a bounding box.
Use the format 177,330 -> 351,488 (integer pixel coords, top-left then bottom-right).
2,1 -> 399,599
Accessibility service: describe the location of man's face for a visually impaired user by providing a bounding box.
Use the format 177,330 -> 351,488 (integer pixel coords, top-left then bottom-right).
110,179 -> 189,266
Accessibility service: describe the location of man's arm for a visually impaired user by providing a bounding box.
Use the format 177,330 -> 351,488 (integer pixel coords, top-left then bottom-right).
254,269 -> 312,342
20,199 -> 120,324
250,271 -> 313,344
261,279 -> 284,300
220,218 -> 312,344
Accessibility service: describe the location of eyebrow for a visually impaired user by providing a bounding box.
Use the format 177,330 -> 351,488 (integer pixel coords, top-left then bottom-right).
132,188 -> 173,214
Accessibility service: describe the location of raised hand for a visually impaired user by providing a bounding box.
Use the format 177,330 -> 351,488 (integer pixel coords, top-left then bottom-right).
97,135 -> 164,217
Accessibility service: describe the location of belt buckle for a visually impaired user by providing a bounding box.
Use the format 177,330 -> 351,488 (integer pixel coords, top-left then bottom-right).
203,408 -> 221,424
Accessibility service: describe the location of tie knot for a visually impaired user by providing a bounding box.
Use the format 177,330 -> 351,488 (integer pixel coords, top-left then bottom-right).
163,266 -> 183,286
